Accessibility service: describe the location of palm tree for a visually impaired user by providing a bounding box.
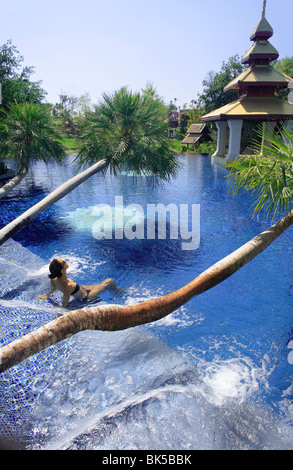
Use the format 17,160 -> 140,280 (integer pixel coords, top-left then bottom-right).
227,122 -> 293,221
77,87 -> 180,180
0,87 -> 179,246
0,102 -> 66,200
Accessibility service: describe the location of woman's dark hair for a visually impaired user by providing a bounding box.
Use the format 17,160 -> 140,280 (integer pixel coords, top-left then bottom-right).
48,259 -> 64,279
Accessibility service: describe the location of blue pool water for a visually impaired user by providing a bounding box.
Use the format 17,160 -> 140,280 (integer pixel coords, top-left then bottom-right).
1,154 -> 293,450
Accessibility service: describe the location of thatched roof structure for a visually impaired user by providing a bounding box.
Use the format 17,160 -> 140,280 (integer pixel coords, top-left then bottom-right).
181,123 -> 211,145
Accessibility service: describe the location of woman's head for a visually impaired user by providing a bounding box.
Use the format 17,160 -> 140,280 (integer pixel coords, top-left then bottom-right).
48,259 -> 68,279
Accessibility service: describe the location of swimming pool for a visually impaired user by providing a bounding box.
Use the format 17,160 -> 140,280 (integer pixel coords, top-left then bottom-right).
1,154 -> 293,449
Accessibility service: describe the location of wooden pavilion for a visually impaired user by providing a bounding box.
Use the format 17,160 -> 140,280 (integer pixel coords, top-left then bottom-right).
181,123 -> 212,149
201,0 -> 293,165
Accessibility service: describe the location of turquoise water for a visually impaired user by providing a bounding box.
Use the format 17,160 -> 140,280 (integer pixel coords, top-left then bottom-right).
0,154 -> 293,449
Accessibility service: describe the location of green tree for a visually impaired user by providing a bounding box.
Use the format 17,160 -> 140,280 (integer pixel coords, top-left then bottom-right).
0,102 -> 66,199
76,92 -> 93,116
273,56 -> 293,100
198,55 -> 247,114
227,122 -> 293,220
0,40 -> 46,108
168,101 -> 177,113
178,112 -> 190,137
52,93 -> 79,137
188,107 -> 204,125
77,86 -> 180,180
141,82 -> 169,121
275,57 -> 293,79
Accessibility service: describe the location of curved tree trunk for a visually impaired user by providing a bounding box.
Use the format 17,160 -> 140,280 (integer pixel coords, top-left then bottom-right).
0,159 -> 107,246
0,168 -> 28,200
1,209 -> 293,373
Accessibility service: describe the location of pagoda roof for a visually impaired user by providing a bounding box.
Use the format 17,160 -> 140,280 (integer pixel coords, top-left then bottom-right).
224,65 -> 293,93
201,96 -> 293,122
242,40 -> 279,64
201,4 -> 293,125
250,16 -> 273,40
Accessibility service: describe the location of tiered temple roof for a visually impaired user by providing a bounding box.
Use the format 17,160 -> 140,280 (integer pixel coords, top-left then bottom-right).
202,4 -> 293,123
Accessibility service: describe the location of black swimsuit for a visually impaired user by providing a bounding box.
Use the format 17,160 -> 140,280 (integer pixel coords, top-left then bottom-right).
71,283 -> 80,296
71,283 -> 90,301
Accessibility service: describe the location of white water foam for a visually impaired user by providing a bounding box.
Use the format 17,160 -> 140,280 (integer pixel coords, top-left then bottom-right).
62,204 -> 145,234
37,328 -> 292,450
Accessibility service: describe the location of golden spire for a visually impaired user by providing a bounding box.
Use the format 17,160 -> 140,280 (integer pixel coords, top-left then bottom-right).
262,0 -> 267,18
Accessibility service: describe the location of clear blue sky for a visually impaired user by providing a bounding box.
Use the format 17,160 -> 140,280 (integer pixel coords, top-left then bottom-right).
1,0 -> 292,108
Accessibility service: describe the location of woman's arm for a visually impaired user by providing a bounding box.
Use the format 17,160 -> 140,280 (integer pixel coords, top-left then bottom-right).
61,294 -> 71,308
37,280 -> 56,299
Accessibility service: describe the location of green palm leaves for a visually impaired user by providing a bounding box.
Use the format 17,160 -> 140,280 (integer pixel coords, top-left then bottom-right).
227,122 -> 293,220
77,87 -> 180,181
0,102 -> 66,172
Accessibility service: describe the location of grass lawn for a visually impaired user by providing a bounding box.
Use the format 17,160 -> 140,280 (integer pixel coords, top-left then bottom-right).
60,137 -> 79,153
60,136 -> 216,156
169,138 -> 216,155
169,139 -> 183,153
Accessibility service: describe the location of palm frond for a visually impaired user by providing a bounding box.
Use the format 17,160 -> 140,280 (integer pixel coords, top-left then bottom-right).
0,102 -> 66,171
227,122 -> 293,221
75,86 -> 181,182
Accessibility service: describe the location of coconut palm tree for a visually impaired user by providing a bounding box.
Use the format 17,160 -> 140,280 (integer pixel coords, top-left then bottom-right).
0,87 -> 179,246
77,87 -> 180,180
227,122 -> 293,221
0,102 -> 66,199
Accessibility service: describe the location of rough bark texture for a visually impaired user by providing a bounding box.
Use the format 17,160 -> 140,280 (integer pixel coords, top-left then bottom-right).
0,160 -> 107,246
1,209 -> 292,373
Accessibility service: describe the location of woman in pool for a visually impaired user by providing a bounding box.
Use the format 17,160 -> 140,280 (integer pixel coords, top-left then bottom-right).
38,258 -> 117,308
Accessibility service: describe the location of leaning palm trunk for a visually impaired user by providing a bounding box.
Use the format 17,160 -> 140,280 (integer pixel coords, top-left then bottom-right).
1,208 -> 293,373
0,168 -> 28,200
0,159 -> 107,246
